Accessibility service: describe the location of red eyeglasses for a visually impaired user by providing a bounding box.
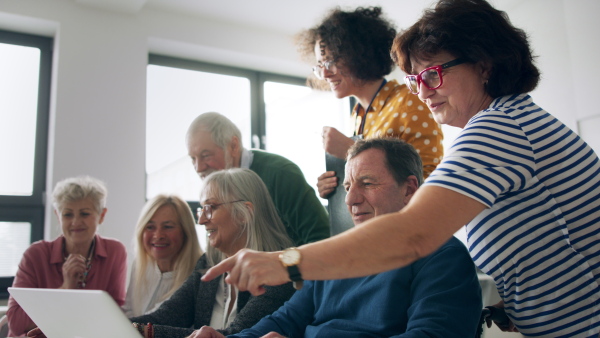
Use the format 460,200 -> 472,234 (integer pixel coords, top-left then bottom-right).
404,58 -> 466,95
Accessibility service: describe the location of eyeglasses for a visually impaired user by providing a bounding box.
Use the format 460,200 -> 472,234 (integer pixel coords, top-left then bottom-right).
312,60 -> 337,79
197,200 -> 244,221
404,58 -> 466,95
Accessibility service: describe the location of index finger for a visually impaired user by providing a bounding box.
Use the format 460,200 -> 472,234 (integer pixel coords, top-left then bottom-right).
201,256 -> 235,282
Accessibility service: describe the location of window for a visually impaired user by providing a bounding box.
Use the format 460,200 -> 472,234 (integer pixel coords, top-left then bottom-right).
146,55 -> 349,201
146,60 -> 252,202
263,78 -> 351,188
146,55 -> 349,250
0,30 -> 52,297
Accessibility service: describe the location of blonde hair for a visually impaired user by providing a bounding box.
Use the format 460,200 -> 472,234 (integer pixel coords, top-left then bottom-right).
201,168 -> 293,266
132,194 -> 202,308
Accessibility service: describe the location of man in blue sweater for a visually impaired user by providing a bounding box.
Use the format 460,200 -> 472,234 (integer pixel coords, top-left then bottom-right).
188,138 -> 483,338
186,112 -> 329,246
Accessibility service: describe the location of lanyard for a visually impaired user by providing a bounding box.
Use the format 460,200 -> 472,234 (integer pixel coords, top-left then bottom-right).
355,79 -> 387,136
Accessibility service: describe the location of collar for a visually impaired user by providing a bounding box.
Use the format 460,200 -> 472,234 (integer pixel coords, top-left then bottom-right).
152,261 -> 175,277
240,148 -> 253,169
352,79 -> 397,117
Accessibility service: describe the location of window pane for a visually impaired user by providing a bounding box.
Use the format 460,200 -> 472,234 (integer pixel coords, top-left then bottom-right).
0,43 -> 40,196
146,65 -> 252,201
264,81 -> 350,195
0,222 -> 31,277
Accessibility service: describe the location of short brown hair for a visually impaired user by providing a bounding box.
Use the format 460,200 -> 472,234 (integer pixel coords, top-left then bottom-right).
347,138 -> 423,186
391,0 -> 540,98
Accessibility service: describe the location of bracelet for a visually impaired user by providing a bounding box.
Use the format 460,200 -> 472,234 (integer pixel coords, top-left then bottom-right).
146,322 -> 154,338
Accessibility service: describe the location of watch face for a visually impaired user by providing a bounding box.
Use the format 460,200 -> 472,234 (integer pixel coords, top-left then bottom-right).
282,248 -> 301,266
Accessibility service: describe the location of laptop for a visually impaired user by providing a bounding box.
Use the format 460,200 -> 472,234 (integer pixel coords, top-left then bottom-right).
8,287 -> 140,338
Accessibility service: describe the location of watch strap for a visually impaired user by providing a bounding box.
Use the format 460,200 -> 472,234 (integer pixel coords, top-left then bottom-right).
286,265 -> 303,290
287,265 -> 302,282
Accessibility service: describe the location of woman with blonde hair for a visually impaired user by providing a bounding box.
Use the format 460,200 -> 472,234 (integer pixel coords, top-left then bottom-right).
123,194 -> 202,317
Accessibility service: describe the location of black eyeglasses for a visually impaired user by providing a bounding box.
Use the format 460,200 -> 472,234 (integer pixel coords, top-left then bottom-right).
404,58 -> 466,95
197,200 -> 244,221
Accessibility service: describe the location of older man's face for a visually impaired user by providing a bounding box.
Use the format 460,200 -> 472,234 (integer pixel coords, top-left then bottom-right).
187,131 -> 232,179
343,148 -> 415,226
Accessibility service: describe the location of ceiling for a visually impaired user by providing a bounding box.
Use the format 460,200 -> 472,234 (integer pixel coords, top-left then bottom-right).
75,0 -> 525,36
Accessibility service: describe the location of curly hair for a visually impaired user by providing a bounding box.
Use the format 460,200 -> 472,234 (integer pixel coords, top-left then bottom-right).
391,0 -> 540,98
296,6 -> 397,81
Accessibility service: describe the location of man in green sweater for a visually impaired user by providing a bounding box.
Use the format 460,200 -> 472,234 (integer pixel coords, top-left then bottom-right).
186,112 -> 330,245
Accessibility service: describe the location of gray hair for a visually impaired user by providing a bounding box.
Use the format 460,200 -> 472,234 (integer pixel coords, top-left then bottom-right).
132,194 -> 202,309
347,138 -> 424,186
201,168 -> 293,266
52,176 -> 108,213
186,112 -> 243,150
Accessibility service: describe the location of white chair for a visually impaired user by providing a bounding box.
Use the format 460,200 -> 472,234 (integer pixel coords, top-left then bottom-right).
0,314 -> 8,338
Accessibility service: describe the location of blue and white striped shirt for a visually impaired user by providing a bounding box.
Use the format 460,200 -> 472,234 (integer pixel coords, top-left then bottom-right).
426,94 -> 600,337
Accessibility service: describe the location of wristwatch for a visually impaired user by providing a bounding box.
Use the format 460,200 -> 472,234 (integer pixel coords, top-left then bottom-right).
279,247 -> 303,290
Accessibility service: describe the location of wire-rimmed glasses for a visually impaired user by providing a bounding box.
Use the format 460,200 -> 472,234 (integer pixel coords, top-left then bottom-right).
312,60 -> 337,79
197,200 -> 245,221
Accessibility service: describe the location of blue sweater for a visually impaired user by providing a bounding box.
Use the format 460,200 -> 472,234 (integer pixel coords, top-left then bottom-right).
229,237 -> 482,338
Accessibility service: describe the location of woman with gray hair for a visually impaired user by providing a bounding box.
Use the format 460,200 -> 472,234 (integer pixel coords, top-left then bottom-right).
7,176 -> 127,337
129,168 -> 295,338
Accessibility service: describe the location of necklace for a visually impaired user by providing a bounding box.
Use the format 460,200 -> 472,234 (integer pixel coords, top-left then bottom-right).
355,79 -> 388,136
63,238 -> 96,288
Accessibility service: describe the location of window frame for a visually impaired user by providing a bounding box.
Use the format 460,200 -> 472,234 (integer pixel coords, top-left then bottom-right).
148,54 -> 307,150
0,29 -> 52,298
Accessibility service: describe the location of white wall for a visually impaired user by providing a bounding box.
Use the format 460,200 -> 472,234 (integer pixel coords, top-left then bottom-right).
0,0 -> 599,266
504,0 -> 600,132
507,0 -> 574,129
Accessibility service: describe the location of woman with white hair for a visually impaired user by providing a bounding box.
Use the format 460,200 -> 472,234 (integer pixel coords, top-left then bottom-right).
129,168 -> 295,338
7,176 -> 127,337
123,194 -> 203,317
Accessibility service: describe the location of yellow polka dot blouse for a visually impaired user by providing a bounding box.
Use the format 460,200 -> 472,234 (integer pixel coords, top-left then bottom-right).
352,80 -> 444,178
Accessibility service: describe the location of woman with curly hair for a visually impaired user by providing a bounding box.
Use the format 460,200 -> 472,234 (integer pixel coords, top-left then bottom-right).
297,7 -> 444,198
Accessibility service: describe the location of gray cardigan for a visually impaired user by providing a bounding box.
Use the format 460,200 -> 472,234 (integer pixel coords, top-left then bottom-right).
130,254 -> 295,338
